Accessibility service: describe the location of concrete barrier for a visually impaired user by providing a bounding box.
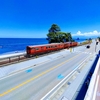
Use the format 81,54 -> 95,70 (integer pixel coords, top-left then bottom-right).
84,58 -> 100,100
75,52 -> 99,100
84,53 -> 100,100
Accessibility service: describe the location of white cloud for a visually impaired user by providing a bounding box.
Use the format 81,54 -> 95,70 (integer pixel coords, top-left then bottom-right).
72,30 -> 100,37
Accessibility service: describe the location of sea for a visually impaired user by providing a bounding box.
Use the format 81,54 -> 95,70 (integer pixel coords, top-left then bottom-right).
0,38 -> 86,55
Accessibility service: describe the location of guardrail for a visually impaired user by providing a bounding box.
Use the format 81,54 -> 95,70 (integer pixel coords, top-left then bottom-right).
84,51 -> 100,100
0,52 -> 26,59
0,52 -> 26,66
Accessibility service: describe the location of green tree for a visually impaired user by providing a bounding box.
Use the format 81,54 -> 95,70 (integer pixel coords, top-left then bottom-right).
47,24 -> 61,43
47,32 -> 58,43
49,24 -> 61,33
62,32 -> 73,42
47,24 -> 74,43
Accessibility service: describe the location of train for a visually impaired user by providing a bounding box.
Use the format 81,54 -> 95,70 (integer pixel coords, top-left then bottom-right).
26,42 -> 78,57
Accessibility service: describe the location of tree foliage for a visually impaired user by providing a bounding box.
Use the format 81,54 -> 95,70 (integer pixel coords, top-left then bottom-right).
47,24 -> 74,43
49,24 -> 61,33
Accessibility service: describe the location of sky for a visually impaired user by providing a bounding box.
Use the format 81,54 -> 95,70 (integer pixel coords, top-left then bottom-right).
0,0 -> 100,38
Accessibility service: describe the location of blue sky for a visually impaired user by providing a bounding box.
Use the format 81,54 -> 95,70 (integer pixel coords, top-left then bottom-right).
0,0 -> 100,38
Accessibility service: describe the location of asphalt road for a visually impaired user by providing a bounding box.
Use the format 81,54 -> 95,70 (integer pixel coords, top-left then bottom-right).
0,40 -> 99,100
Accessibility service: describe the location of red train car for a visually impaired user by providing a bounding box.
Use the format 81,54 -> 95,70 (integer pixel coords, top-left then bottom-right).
27,44 -> 46,56
72,42 -> 78,46
64,42 -> 70,48
26,42 -> 78,57
27,43 -> 60,57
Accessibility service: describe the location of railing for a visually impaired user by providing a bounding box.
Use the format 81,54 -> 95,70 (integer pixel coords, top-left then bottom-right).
0,52 -> 26,66
84,53 -> 100,100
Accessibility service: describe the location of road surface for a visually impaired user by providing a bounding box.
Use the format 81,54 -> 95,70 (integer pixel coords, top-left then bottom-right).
0,40 -> 99,100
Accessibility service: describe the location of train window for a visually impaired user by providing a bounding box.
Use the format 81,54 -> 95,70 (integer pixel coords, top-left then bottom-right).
36,48 -> 39,50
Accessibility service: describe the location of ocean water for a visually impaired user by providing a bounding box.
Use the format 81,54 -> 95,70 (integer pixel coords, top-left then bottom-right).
0,38 -> 86,55
74,39 -> 86,43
